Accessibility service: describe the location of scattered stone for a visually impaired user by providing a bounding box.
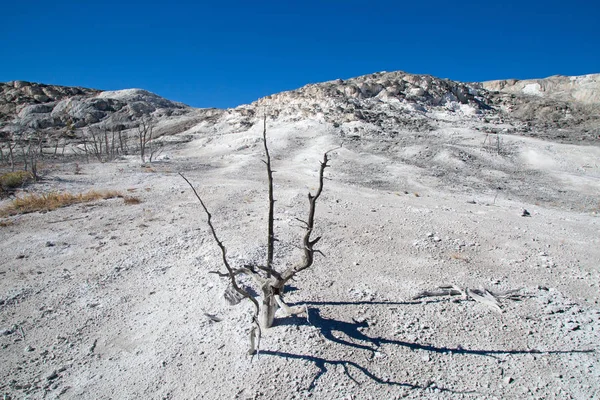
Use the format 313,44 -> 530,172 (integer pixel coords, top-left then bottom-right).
522,209 -> 531,217
1,327 -> 14,336
565,322 -> 580,331
204,313 -> 222,323
46,371 -> 59,381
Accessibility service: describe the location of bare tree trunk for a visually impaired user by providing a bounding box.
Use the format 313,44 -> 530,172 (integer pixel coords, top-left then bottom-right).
88,128 -> 103,162
36,132 -> 44,162
111,129 -> 116,158
263,115 -> 275,277
20,142 -> 28,171
104,128 -> 110,158
496,134 -> 501,155
138,127 -> 145,163
259,286 -> 279,329
8,142 -> 16,171
147,136 -> 152,162
118,130 -> 125,155
29,147 -> 38,181
82,140 -> 90,163
137,117 -> 153,163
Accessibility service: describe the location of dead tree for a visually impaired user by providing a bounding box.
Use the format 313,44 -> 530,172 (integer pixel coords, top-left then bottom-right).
137,116 -> 154,163
87,126 -> 104,162
4,134 -> 17,171
109,114 -> 128,155
180,116 -> 338,354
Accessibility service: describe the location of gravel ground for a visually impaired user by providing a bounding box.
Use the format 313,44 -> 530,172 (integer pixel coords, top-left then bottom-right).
1,121 -> 599,399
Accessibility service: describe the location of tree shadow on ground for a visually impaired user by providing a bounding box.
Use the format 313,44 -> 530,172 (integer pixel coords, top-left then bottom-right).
269,307 -> 595,392
294,299 -> 445,306
260,349 -> 473,394
281,308 -> 595,357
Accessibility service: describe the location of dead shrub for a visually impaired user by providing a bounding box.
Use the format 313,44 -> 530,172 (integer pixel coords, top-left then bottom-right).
123,196 -> 142,205
0,219 -> 14,227
449,252 -> 470,263
0,190 -> 122,216
0,171 -> 33,195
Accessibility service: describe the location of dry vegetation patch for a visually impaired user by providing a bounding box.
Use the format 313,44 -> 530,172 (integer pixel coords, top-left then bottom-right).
123,196 -> 142,205
0,190 -> 122,216
0,171 -> 34,196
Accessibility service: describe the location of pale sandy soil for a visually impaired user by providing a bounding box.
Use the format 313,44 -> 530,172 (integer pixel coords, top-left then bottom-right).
1,121 -> 599,399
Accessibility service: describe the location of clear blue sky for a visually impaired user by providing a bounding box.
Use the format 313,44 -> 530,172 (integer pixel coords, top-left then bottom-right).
1,0 -> 598,108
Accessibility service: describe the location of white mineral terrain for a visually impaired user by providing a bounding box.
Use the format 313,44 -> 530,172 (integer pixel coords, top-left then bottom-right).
1,71 -> 599,399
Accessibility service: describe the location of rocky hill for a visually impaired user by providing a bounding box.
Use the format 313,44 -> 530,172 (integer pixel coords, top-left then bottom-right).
0,81 -> 221,144
483,73 -> 600,105
241,71 -> 599,143
1,72 -> 598,148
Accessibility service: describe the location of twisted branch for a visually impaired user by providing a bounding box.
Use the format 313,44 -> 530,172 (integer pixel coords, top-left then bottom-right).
280,145 -> 341,284
179,172 -> 262,354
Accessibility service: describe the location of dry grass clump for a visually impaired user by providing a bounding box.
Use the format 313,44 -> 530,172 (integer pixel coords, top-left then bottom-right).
0,171 -> 33,195
449,252 -> 470,263
123,196 -> 142,205
0,190 -> 122,217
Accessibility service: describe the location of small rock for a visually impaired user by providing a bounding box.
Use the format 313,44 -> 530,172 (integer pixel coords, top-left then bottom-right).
45,241 -> 55,247
46,371 -> 59,381
24,345 -> 35,352
503,376 -> 514,384
426,232 -> 434,238
1,328 -> 14,336
566,322 -> 580,331
521,209 -> 531,217
433,236 -> 441,242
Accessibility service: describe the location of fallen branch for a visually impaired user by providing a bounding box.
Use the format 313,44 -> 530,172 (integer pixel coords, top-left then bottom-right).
413,285 -> 526,313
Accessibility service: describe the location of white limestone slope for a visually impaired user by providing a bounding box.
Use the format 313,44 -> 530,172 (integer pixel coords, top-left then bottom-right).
483,73 -> 600,104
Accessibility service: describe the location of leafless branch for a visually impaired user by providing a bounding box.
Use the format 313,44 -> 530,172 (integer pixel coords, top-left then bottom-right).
280,145 -> 341,284
179,172 -> 262,354
263,115 -> 275,278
